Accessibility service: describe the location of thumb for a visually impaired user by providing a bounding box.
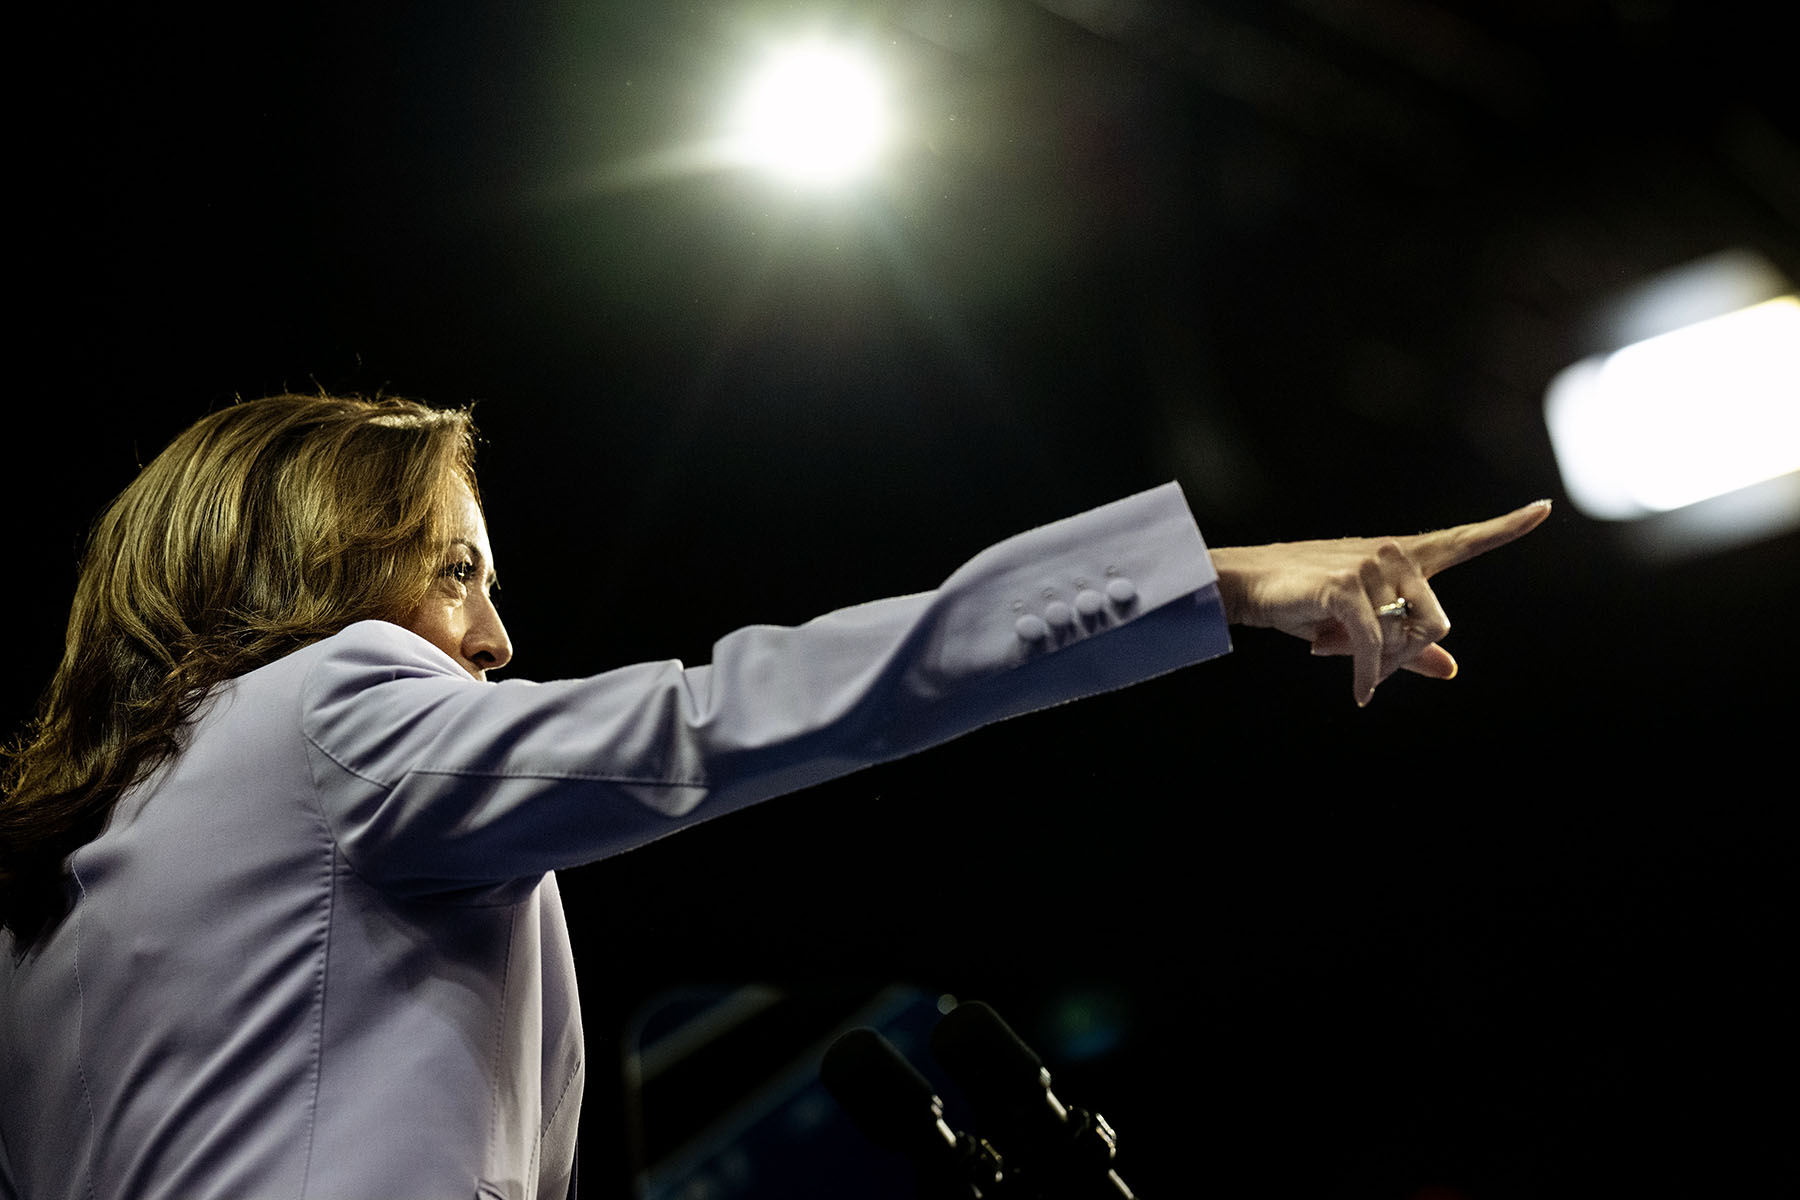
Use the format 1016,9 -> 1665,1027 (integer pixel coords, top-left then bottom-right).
1399,644 -> 1458,679
1312,636 -> 1458,679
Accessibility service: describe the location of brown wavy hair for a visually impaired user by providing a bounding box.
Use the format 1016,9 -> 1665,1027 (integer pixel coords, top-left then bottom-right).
1,392 -> 478,946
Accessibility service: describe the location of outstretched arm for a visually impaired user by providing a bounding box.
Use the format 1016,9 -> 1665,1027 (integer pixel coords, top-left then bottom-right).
1208,500 -> 1552,706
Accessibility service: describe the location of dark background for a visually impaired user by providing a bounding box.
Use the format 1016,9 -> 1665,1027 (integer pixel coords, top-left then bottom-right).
17,1 -> 1795,1195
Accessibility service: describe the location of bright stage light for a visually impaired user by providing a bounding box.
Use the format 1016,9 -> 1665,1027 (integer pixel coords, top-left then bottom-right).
1545,293 -> 1800,521
730,40 -> 891,186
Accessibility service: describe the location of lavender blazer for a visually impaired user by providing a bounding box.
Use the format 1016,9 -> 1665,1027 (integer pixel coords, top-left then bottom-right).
1,483 -> 1231,1200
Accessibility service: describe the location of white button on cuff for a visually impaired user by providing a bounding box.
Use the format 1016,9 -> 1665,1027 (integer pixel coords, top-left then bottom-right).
1014,614 -> 1049,641
1044,600 -> 1074,628
1105,577 -> 1137,604
1075,589 -> 1104,617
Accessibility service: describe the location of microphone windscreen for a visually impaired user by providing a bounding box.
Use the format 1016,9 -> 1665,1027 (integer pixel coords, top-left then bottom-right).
931,1000 -> 1045,1102
821,1027 -> 944,1154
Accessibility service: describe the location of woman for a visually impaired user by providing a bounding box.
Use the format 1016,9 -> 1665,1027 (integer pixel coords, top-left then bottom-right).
0,392 -> 1547,1199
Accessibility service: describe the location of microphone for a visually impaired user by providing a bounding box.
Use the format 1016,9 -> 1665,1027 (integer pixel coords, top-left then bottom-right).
930,1001 -> 1136,1199
822,1026 -> 1009,1198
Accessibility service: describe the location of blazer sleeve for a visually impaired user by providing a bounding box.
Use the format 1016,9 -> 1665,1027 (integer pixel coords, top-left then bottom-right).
300,481 -> 1233,892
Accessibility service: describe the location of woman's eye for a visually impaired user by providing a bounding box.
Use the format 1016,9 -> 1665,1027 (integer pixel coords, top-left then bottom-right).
442,561 -> 477,585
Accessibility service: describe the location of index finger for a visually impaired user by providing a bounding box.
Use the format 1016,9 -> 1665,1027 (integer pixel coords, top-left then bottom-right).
1402,499 -> 1552,577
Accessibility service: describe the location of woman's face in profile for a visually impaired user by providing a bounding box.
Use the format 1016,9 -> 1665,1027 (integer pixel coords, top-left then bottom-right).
402,481 -> 513,680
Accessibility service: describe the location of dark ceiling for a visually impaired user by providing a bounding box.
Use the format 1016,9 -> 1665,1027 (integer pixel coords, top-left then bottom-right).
17,1 -> 1796,1195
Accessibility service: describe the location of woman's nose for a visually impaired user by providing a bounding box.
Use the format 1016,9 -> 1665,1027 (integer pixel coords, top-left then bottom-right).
464,597 -> 513,674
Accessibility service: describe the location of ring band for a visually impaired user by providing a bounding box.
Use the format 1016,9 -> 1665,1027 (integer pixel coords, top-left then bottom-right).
1376,598 -> 1411,619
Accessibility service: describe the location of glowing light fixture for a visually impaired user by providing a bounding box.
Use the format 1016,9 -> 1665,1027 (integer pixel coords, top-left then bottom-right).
1545,294 -> 1800,520
729,40 -> 892,186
